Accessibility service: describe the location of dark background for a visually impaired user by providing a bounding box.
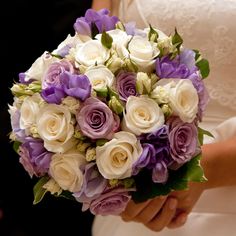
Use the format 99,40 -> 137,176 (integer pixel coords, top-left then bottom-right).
0,1 -> 94,235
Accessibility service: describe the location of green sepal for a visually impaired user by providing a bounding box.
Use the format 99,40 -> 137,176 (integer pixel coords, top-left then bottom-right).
96,139 -> 109,147
94,87 -> 108,98
198,127 -> 214,145
33,176 -> 50,205
101,31 -> 113,49
196,58 -> 210,79
13,141 -> 21,153
172,28 -> 183,53
148,24 -> 159,42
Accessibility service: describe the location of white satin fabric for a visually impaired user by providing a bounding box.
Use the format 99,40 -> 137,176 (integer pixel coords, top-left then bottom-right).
93,0 -> 236,235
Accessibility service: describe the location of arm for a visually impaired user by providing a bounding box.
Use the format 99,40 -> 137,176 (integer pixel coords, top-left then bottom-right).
92,0 -> 111,11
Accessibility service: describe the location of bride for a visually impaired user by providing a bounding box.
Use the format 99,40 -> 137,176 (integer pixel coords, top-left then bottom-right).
91,0 -> 236,235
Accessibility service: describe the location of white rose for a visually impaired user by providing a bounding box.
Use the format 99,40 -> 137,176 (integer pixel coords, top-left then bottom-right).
158,79 -> 199,122
122,96 -> 165,135
75,40 -> 109,67
85,65 -> 114,90
24,51 -> 59,82
96,29 -> 131,48
49,150 -> 86,192
120,35 -> 160,72
36,104 -> 76,153
96,131 -> 143,179
20,93 -> 43,132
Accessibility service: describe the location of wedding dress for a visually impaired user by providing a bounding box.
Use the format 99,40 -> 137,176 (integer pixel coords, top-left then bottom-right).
92,0 -> 236,235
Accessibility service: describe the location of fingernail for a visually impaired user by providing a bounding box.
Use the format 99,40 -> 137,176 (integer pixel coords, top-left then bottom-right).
169,199 -> 177,210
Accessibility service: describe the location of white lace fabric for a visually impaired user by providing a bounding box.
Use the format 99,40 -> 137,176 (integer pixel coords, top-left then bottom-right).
118,0 -> 236,114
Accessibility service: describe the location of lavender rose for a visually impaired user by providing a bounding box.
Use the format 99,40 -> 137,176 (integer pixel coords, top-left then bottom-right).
115,71 -> 138,102
88,188 -> 131,216
60,71 -> 91,101
19,137 -> 52,177
77,97 -> 119,139
42,60 -> 75,89
74,8 -> 119,37
167,117 -> 198,165
156,49 -> 197,79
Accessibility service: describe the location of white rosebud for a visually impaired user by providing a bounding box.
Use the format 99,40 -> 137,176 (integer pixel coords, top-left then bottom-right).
96,131 -> 143,179
122,96 -> 165,136
151,85 -> 170,104
77,141 -> 91,153
136,72 -> 152,94
49,150 -> 86,192
85,147 -> 96,162
62,96 -> 80,115
43,178 -> 62,196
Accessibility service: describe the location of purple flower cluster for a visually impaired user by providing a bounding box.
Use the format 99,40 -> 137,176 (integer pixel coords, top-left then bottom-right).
74,8 -> 119,37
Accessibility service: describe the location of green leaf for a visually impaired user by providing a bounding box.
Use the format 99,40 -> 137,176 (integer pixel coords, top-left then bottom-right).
107,86 -> 119,99
13,141 -> 21,153
33,176 -> 50,205
172,28 -> 183,52
148,24 -> 159,42
182,154 -> 207,182
58,191 -> 75,201
198,127 -> 214,145
193,49 -> 201,61
101,31 -> 113,49
91,22 -> 99,39
196,58 -> 210,79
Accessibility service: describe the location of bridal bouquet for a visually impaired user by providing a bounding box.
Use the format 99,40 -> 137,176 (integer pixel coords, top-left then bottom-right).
8,8 -> 211,216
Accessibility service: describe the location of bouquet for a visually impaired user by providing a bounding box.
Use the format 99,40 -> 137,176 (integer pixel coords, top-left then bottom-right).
8,8 -> 212,216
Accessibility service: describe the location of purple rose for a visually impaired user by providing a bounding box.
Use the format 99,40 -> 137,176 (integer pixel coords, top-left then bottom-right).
188,73 -> 209,121
73,162 -> 108,203
41,86 -> 66,104
167,117 -> 198,165
88,188 -> 131,216
76,97 -> 119,139
115,71 -> 138,102
19,137 -> 52,177
42,60 -> 75,89
74,8 -> 119,37
156,49 -> 198,79
60,71 -> 91,101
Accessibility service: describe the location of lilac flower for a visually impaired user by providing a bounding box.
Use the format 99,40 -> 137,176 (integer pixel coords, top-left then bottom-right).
115,71 -> 137,102
73,162 -> 108,203
156,49 -> 198,79
41,86 -> 66,104
56,45 -> 72,58
167,117 -> 198,165
19,137 -> 52,177
42,60 -> 75,89
74,8 -> 119,37
60,71 -> 91,101
76,97 -> 119,139
18,72 -> 34,84
152,161 -> 168,183
88,188 -> 131,216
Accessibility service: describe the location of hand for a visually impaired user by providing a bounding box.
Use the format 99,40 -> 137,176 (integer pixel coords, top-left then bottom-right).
167,181 -> 206,229
121,196 -> 178,232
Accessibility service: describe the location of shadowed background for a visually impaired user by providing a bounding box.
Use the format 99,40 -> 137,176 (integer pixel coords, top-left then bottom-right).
0,1 -> 94,235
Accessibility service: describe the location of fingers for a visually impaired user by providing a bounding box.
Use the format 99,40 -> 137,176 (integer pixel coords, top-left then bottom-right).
168,212 -> 188,229
145,198 -> 178,232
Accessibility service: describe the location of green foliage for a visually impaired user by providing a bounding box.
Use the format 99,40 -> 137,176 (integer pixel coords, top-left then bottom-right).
101,31 -> 113,49
132,155 -> 206,203
148,24 -> 159,42
13,141 -> 21,153
198,127 -> 214,145
172,28 -> 183,53
91,22 -> 99,39
196,58 -> 210,79
33,176 -> 50,205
